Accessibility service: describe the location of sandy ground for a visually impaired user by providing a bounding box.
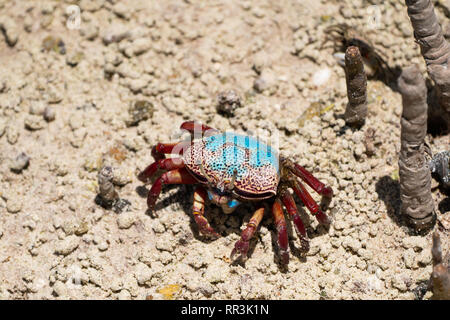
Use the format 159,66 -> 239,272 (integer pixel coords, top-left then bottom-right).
0,0 -> 449,300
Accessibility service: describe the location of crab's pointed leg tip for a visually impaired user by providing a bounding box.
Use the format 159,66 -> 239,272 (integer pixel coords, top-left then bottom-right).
208,232 -> 221,239
323,186 -> 333,198
198,228 -> 221,239
147,204 -> 156,213
230,244 -> 248,263
281,251 -> 290,265
137,173 -> 146,183
230,249 -> 241,262
316,210 -> 331,226
300,238 -> 310,253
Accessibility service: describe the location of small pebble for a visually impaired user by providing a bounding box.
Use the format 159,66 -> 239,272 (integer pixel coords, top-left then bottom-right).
155,234 -> 174,252
135,263 -> 153,286
0,16 -> 19,46
113,2 -> 131,20
29,101 -> 46,115
10,152 -> 30,173
43,106 -> 55,122
123,38 -> 152,57
204,262 -> 227,283
66,51 -> 84,67
6,198 -> 22,213
117,212 -> 136,229
402,236 -> 428,251
52,281 -> 67,297
216,90 -> 242,117
24,115 -> 46,131
80,23 -> 99,41
126,100 -> 154,127
102,24 -> 131,45
118,289 -> 132,300
97,241 -> 109,251
54,235 -> 80,256
253,76 -> 268,93
392,275 -> 409,292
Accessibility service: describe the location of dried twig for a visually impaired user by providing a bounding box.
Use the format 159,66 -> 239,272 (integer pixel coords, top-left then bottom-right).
430,231 -> 450,299
405,0 -> 450,131
397,65 -> 435,231
344,46 -> 368,127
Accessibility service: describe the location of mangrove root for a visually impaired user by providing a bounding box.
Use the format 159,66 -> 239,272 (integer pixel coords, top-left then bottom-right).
397,65 -> 435,231
430,231 -> 450,299
405,0 -> 450,131
344,46 -> 368,127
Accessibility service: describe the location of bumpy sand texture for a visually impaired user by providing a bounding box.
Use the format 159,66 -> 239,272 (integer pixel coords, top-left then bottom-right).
0,0 -> 449,300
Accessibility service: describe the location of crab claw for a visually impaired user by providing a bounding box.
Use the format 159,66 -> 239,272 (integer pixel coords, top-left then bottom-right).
230,239 -> 250,262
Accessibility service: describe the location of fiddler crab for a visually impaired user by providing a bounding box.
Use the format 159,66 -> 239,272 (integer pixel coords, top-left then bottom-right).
138,121 -> 333,264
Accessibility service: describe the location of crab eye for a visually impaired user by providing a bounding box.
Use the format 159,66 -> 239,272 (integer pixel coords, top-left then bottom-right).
227,199 -> 240,209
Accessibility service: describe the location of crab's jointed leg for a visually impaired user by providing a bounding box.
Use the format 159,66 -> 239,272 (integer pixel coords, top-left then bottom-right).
192,187 -> 220,238
291,163 -> 333,199
272,199 -> 289,264
281,191 -> 309,252
231,205 -> 265,261
291,179 -> 330,226
138,158 -> 185,183
146,168 -> 197,212
151,141 -> 191,161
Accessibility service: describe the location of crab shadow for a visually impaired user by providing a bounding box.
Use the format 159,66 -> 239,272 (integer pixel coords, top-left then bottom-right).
136,185 -> 257,246
136,184 -> 329,270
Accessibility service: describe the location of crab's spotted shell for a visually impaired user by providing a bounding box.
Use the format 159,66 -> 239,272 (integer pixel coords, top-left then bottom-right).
183,132 -> 280,199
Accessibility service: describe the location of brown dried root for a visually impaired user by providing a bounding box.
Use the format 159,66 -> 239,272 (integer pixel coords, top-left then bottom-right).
405,0 -> 450,131
397,65 -> 435,231
430,231 -> 450,299
344,46 -> 368,128
324,24 -> 394,82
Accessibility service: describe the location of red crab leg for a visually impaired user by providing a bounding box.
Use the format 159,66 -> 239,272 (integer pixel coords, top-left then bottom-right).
147,168 -> 197,212
272,199 -> 289,264
151,141 -> 191,161
138,158 -> 185,183
230,205 -> 265,261
180,121 -> 219,137
291,180 -> 330,225
281,192 -> 309,252
291,163 -> 333,198
192,187 -> 220,238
